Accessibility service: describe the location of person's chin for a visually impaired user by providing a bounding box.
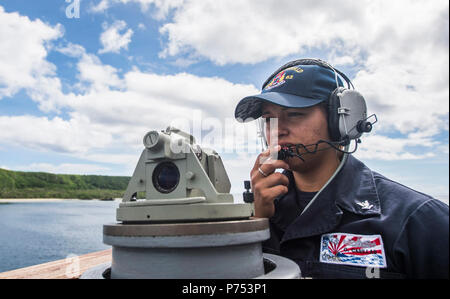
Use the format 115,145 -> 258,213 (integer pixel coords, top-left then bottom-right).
288,153 -> 324,173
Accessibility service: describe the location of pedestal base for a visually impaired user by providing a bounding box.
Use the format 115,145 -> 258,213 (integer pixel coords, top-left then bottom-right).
103,218 -> 276,279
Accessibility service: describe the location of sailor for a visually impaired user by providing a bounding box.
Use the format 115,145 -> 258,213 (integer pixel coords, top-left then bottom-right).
234,58 -> 449,279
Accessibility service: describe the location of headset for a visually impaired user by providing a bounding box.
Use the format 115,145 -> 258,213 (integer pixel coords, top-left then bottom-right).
257,58 -> 377,155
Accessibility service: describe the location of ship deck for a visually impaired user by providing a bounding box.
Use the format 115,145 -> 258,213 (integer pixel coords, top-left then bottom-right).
0,249 -> 111,279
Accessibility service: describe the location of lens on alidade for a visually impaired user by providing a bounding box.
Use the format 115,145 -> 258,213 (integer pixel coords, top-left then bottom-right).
152,161 -> 180,193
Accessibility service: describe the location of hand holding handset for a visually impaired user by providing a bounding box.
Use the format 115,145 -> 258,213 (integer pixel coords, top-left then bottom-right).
244,145 -> 290,218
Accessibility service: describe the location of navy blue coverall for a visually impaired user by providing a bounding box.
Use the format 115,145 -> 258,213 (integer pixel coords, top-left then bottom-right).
262,154 -> 449,279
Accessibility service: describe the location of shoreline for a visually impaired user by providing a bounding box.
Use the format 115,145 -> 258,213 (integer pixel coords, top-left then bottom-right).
0,196 -> 447,205
0,198 -> 121,203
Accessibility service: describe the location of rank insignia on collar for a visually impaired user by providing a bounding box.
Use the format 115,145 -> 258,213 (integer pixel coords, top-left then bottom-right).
320,233 -> 387,268
356,200 -> 373,210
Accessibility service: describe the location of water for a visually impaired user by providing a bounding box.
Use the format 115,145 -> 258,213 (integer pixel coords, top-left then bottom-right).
0,200 -> 119,272
0,196 -> 447,274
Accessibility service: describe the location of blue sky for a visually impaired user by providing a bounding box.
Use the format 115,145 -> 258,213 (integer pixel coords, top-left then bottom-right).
0,0 -> 448,200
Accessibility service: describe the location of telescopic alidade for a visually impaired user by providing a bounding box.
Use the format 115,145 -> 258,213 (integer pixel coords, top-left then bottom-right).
117,126 -> 254,222
81,127 -> 300,279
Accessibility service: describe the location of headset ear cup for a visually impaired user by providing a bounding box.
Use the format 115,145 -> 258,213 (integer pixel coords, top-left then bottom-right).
327,87 -> 345,142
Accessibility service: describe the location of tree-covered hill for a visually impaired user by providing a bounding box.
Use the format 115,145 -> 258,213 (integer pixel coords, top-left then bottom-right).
0,168 -> 130,199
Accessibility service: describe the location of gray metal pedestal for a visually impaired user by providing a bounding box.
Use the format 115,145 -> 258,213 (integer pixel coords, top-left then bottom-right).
80,253 -> 300,279
89,218 -> 300,279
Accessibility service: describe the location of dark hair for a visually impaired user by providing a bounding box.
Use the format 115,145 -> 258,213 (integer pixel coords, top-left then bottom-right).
318,100 -> 329,116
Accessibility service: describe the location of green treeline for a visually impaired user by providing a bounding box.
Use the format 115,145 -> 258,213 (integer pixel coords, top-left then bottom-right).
0,168 -> 130,199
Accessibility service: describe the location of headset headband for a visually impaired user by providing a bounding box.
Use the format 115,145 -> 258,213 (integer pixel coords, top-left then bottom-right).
262,58 -> 354,90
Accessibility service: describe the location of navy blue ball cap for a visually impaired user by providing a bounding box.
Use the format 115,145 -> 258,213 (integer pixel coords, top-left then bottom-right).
235,64 -> 343,122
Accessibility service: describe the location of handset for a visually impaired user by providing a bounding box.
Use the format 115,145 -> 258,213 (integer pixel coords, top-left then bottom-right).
277,146 -> 294,161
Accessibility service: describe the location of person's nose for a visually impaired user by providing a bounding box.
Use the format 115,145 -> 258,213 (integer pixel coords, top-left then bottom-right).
268,116 -> 289,139
277,118 -> 289,139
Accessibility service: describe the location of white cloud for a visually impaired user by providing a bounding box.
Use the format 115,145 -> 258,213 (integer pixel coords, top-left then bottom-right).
158,0 -> 364,64
15,163 -> 111,175
222,152 -> 258,195
2,36 -> 260,160
84,1 -> 449,155
1,0 -> 448,190
57,43 -> 124,93
78,152 -> 140,165
99,20 -> 134,54
0,6 -> 64,111
157,1 -> 448,66
78,53 -> 124,90
90,0 -> 111,13
156,0 -> 448,155
438,143 -> 449,155
56,42 -> 86,57
354,134 -> 437,161
0,115 -> 113,154
85,0 -> 450,146
90,0 -> 184,20
62,67 -> 259,154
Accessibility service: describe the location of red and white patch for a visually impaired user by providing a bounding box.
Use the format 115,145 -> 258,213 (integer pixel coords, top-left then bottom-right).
320,233 -> 387,268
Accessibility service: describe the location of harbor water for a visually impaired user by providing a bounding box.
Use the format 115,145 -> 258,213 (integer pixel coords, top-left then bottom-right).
0,200 -> 118,272
0,195 -> 448,273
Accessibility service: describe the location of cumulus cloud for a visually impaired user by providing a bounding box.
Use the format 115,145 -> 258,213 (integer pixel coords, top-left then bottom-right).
90,0 -> 111,13
91,1 -> 448,150
1,0 -> 448,185
99,20 -> 134,54
158,0 -> 363,64
82,1 -> 450,152
0,6 -> 64,111
1,28 -> 260,159
0,115 -> 113,154
355,134 -> 437,161
160,7 -> 446,65
157,1 -> 448,65
62,64 -> 259,154
57,42 -> 124,92
78,53 -> 125,90
156,0 -> 449,158
90,0 -> 184,20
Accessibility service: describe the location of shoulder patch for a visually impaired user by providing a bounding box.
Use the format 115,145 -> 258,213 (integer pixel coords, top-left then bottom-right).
320,233 -> 387,268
